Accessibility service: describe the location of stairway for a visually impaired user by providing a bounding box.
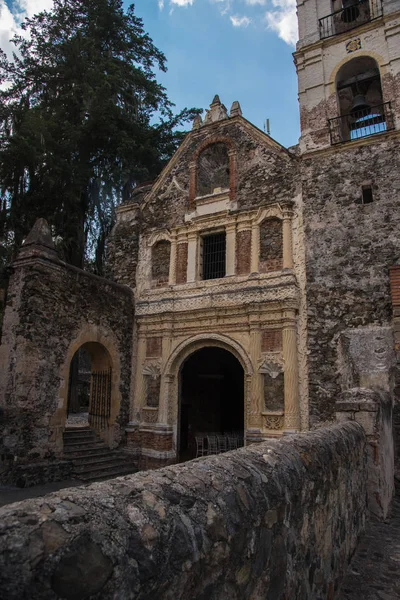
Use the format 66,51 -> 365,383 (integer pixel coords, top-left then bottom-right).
63,427 -> 137,483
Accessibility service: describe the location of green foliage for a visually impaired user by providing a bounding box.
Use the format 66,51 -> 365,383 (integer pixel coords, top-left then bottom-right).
0,0 -> 200,271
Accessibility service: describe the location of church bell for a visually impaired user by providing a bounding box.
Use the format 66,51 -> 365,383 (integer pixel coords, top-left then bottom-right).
341,0 -> 360,23
350,94 -> 371,117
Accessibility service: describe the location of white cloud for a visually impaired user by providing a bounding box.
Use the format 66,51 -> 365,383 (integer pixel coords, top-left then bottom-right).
210,0 -> 232,16
245,0 -> 267,5
230,14 -> 251,27
265,0 -> 298,46
19,0 -> 53,18
158,0 -> 165,8
170,0 -> 194,6
0,0 -> 53,60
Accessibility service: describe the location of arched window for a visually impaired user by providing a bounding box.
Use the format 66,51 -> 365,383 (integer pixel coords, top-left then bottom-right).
197,143 -> 230,197
330,56 -> 393,143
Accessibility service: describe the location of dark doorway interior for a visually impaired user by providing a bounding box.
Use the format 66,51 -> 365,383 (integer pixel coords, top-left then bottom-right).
179,347 -> 244,461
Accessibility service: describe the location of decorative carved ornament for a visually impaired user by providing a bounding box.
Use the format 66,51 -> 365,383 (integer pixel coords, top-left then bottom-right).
262,413 -> 284,430
141,407 -> 159,424
142,361 -> 161,379
258,353 -> 284,378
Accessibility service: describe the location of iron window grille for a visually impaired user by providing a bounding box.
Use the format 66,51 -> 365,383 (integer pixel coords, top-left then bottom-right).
202,232 -> 226,280
319,0 -> 383,40
328,101 -> 394,145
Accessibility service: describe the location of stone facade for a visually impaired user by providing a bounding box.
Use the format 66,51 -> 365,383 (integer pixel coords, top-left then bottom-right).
0,221 -> 134,471
106,99 -> 307,466
0,0 -> 400,479
0,423 -> 367,600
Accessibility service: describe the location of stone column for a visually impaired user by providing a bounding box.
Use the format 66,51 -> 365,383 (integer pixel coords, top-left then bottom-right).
282,207 -> 294,269
169,233 -> 177,285
131,337 -> 146,418
187,232 -> 198,283
225,223 -> 236,276
246,324 -> 263,442
282,310 -> 301,432
250,223 -> 260,273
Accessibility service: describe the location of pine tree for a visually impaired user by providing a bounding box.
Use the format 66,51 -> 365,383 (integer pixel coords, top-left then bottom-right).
0,0 -> 198,270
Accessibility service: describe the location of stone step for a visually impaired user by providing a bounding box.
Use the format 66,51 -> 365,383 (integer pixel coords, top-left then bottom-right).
73,464 -> 137,482
63,446 -> 113,459
63,441 -> 108,453
64,429 -> 94,438
71,453 -> 119,466
73,458 -> 133,475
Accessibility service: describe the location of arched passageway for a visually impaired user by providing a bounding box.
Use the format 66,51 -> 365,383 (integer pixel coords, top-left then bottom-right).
67,342 -> 112,431
178,347 -> 244,461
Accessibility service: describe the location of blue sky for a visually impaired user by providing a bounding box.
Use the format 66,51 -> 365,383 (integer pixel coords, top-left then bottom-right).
133,0 -> 300,147
1,0 -> 300,147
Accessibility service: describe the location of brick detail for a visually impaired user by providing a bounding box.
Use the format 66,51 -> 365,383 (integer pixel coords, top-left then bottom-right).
262,329 -> 283,352
236,230 -> 251,275
126,430 -> 173,453
259,218 -> 283,273
390,266 -> 400,308
152,240 -> 171,286
146,337 -> 162,357
176,243 -> 188,284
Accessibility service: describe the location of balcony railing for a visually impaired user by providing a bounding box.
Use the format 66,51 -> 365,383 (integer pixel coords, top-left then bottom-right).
328,102 -> 394,144
319,0 -> 383,40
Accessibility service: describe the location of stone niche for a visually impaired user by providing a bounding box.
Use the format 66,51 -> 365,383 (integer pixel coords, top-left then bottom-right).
259,218 -> 283,273
197,142 -> 230,197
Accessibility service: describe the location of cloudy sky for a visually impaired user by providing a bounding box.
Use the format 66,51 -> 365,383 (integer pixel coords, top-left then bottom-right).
1,0 -> 300,147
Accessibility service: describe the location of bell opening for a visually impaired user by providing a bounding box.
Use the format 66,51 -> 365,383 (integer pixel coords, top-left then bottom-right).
350,94 -> 371,118
341,0 -> 360,23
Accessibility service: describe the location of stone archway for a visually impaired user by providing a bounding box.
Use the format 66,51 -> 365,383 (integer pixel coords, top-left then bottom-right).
161,334 -> 253,458
67,342 -> 112,431
52,327 -> 122,451
178,346 -> 245,461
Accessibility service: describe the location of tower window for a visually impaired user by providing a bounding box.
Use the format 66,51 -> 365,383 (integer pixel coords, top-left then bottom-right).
202,232 -> 226,280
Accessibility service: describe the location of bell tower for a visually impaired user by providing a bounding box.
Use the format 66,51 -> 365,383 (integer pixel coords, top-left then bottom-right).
294,0 -> 400,151
293,0 -> 400,427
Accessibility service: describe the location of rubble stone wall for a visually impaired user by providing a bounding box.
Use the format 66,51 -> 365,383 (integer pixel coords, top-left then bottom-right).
302,136 -> 400,425
0,256 -> 134,466
0,423 -> 366,600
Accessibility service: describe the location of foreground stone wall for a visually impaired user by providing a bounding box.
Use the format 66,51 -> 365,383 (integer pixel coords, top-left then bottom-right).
0,222 -> 134,467
0,423 -> 366,599
302,136 -> 400,425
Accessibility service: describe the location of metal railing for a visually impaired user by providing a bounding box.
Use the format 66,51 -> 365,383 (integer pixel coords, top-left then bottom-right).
328,101 -> 394,144
319,0 -> 383,40
89,368 -> 112,430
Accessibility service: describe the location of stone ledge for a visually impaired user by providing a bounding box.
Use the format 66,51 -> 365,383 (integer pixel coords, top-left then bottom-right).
0,423 -> 366,599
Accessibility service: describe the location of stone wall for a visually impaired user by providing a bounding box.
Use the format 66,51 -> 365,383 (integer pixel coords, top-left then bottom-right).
0,221 -> 134,468
336,387 -> 394,520
0,423 -> 366,600
301,136 -> 400,425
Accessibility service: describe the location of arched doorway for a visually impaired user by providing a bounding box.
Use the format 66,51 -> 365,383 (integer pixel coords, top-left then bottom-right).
67,342 -> 112,433
178,347 -> 244,461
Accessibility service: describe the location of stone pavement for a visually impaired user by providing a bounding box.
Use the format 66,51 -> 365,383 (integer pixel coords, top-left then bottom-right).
339,482 -> 400,600
0,479 -> 82,507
